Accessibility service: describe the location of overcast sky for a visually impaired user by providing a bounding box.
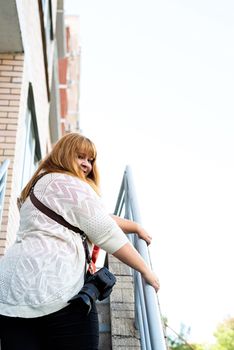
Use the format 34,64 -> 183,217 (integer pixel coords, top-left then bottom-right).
65,0 -> 234,344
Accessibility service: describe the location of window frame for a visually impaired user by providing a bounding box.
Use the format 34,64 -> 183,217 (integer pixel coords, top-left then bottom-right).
20,83 -> 42,190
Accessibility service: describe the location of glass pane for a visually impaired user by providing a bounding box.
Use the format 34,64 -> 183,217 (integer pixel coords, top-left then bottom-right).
20,108 -> 38,191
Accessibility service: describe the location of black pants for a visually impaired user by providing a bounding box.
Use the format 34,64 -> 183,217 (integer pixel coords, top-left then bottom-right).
0,302 -> 99,350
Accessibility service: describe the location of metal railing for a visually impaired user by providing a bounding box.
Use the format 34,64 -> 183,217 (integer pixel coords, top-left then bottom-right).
0,159 -> 10,227
114,165 -> 168,350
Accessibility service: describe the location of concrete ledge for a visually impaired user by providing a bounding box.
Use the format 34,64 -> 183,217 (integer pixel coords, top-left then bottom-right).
108,254 -> 141,350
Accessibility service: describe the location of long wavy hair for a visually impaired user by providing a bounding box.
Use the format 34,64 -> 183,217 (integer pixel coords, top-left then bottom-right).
20,132 -> 100,203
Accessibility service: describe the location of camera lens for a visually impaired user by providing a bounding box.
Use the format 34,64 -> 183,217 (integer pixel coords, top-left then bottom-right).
72,293 -> 92,314
68,283 -> 100,315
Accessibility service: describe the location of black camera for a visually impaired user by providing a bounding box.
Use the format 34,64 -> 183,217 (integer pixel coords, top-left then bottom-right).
68,267 -> 116,314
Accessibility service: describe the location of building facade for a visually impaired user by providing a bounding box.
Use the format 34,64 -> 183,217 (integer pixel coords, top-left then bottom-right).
0,0 -> 80,254
0,4 -> 160,349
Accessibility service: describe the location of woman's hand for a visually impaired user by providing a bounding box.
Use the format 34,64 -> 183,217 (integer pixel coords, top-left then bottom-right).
142,270 -> 160,292
136,224 -> 152,245
113,242 -> 160,292
110,215 -> 153,245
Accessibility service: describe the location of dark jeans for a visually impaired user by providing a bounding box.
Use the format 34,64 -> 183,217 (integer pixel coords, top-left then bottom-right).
0,302 -> 99,350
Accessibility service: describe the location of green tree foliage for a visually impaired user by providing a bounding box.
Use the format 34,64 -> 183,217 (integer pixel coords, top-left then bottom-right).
169,345 -> 204,350
165,321 -> 205,350
212,317 -> 234,350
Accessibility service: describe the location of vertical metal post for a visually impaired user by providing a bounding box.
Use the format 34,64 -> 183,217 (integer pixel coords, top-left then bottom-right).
136,271 -> 152,349
114,165 -> 168,350
0,159 -> 10,227
125,165 -> 167,350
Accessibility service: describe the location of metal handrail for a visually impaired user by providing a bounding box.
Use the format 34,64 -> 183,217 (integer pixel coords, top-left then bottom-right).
114,165 -> 168,350
0,159 -> 10,227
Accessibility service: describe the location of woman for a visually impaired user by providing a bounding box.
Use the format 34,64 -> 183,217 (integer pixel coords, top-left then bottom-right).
0,132 -> 160,350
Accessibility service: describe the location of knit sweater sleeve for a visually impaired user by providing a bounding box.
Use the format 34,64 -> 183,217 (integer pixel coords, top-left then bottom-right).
40,174 -> 129,254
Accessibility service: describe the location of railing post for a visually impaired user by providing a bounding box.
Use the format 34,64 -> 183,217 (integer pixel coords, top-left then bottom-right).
0,159 -> 10,227
114,172 -> 125,216
125,165 -> 167,350
114,165 -> 168,350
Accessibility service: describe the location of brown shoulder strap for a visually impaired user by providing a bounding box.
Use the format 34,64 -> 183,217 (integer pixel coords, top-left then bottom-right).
29,179 -> 92,266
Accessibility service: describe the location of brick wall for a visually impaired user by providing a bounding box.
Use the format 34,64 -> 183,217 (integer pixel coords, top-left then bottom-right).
0,53 -> 24,254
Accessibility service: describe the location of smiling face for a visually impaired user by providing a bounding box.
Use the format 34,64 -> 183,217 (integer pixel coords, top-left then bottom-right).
77,153 -> 94,177
43,132 -> 99,192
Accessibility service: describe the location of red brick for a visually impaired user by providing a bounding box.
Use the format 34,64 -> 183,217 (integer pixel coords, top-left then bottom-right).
1,143 -> 16,149
5,189 -> 12,196
0,88 -> 10,94
2,60 -> 24,66
0,66 -> 13,71
0,101 -> 9,106
1,72 -> 22,77
11,78 -> 22,83
0,243 -> 6,255
10,89 -> 21,95
0,77 -> 11,82
0,118 -> 17,124
0,83 -> 22,89
9,100 -> 19,106
0,54 -> 14,59
3,149 -> 15,155
0,94 -> 20,100
14,55 -> 24,60
0,106 -> 19,112
7,124 -> 17,130
13,66 -> 23,72
5,137 -> 16,143
0,130 -> 16,136
7,112 -> 19,118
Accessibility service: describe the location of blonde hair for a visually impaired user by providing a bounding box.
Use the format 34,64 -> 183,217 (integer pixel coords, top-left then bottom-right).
20,132 -> 100,202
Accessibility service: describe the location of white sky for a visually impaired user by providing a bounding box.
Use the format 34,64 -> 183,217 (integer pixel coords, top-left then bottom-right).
65,0 -> 234,344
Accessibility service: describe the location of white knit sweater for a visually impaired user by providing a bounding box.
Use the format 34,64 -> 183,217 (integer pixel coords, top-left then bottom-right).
0,173 -> 128,318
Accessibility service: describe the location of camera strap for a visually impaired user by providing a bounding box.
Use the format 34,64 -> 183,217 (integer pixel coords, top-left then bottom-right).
29,174 -> 93,271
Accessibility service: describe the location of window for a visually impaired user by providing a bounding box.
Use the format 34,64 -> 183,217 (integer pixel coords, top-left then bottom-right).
40,0 -> 53,64
20,84 -> 42,190
38,0 -> 54,100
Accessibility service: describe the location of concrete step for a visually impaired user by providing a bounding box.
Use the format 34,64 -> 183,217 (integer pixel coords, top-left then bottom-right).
97,297 -> 112,349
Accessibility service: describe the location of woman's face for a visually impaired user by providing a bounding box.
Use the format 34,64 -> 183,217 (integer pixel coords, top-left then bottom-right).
77,153 -> 93,177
